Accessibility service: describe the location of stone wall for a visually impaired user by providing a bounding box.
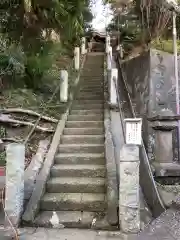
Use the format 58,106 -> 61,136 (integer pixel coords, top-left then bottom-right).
120,49 -> 179,159
121,51 -> 150,116
148,49 -> 179,161
149,49 -> 177,114
121,51 -> 150,149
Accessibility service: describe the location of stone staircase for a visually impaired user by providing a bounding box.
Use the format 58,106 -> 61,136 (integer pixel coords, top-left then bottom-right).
33,53 -> 116,229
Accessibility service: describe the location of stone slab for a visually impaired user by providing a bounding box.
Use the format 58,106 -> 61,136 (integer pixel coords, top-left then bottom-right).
152,162 -> 180,176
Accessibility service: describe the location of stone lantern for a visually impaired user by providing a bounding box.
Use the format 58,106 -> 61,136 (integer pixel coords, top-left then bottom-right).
148,109 -> 180,176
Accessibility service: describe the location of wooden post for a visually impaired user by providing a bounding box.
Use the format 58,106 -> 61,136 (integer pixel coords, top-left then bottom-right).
74,47 -> 80,70
60,70 -> 68,102
5,143 -> 25,228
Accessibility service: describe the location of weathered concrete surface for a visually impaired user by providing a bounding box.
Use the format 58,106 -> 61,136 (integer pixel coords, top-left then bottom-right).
24,140 -> 50,202
104,108 -> 118,225
134,208 -> 180,240
110,111 -> 152,229
119,145 -> 140,233
0,227 -> 137,240
120,51 -> 150,152
104,55 -> 118,226
5,144 -> 25,227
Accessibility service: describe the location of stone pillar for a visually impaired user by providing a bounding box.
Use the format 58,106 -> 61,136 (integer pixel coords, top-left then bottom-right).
148,109 -> 180,176
106,35 -> 110,53
109,46 -> 112,60
81,37 -> 86,54
74,47 -> 80,70
5,143 -> 25,228
119,44 -> 124,59
107,46 -> 112,71
110,68 -> 118,106
119,144 -> 140,233
60,70 -> 68,102
107,55 -> 111,71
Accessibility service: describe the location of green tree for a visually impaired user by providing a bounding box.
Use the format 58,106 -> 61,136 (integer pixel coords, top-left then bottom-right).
0,0 -> 93,89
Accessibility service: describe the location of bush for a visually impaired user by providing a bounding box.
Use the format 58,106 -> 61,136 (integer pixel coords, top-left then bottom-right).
151,39 -> 180,54
24,42 -> 64,89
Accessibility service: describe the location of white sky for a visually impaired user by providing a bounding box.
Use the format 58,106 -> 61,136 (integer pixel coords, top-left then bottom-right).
91,0 -> 113,31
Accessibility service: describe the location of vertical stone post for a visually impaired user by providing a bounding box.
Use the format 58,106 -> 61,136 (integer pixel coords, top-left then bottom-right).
60,70 -> 68,103
120,44 -> 124,59
106,35 -> 110,53
74,47 -> 80,70
107,46 -> 112,71
5,143 -> 25,228
148,109 -> 180,176
109,46 -> 112,60
110,68 -> 118,107
81,37 -> 86,54
119,144 -> 140,233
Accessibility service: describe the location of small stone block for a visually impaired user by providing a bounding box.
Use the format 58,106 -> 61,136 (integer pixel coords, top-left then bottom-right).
120,145 -> 139,162
152,162 -> 180,176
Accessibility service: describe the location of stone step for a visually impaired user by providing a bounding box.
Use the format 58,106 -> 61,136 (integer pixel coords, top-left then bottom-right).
81,77 -> 103,80
51,164 -> 106,178
72,104 -> 103,110
81,79 -> 103,81
68,114 -> 103,121
59,144 -> 104,154
78,91 -> 103,95
74,99 -> 103,104
46,177 -> 106,193
40,192 -> 106,212
66,121 -> 103,128
77,95 -> 103,100
54,153 -> 105,165
80,84 -> 103,88
71,110 -> 102,115
81,79 -> 103,83
82,72 -> 103,75
34,211 -> 117,230
79,88 -> 103,92
81,79 -> 103,82
78,92 -> 103,96
78,90 -> 103,94
79,87 -> 103,91
81,76 -> 103,79
63,128 -> 104,135
61,135 -> 104,144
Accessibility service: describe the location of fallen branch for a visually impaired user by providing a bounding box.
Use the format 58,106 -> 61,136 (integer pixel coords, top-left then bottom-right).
1,138 -> 21,143
0,114 -> 54,133
24,139 -> 50,201
0,108 -> 58,123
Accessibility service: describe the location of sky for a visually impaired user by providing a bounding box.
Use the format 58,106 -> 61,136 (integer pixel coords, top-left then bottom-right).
91,0 -> 113,31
